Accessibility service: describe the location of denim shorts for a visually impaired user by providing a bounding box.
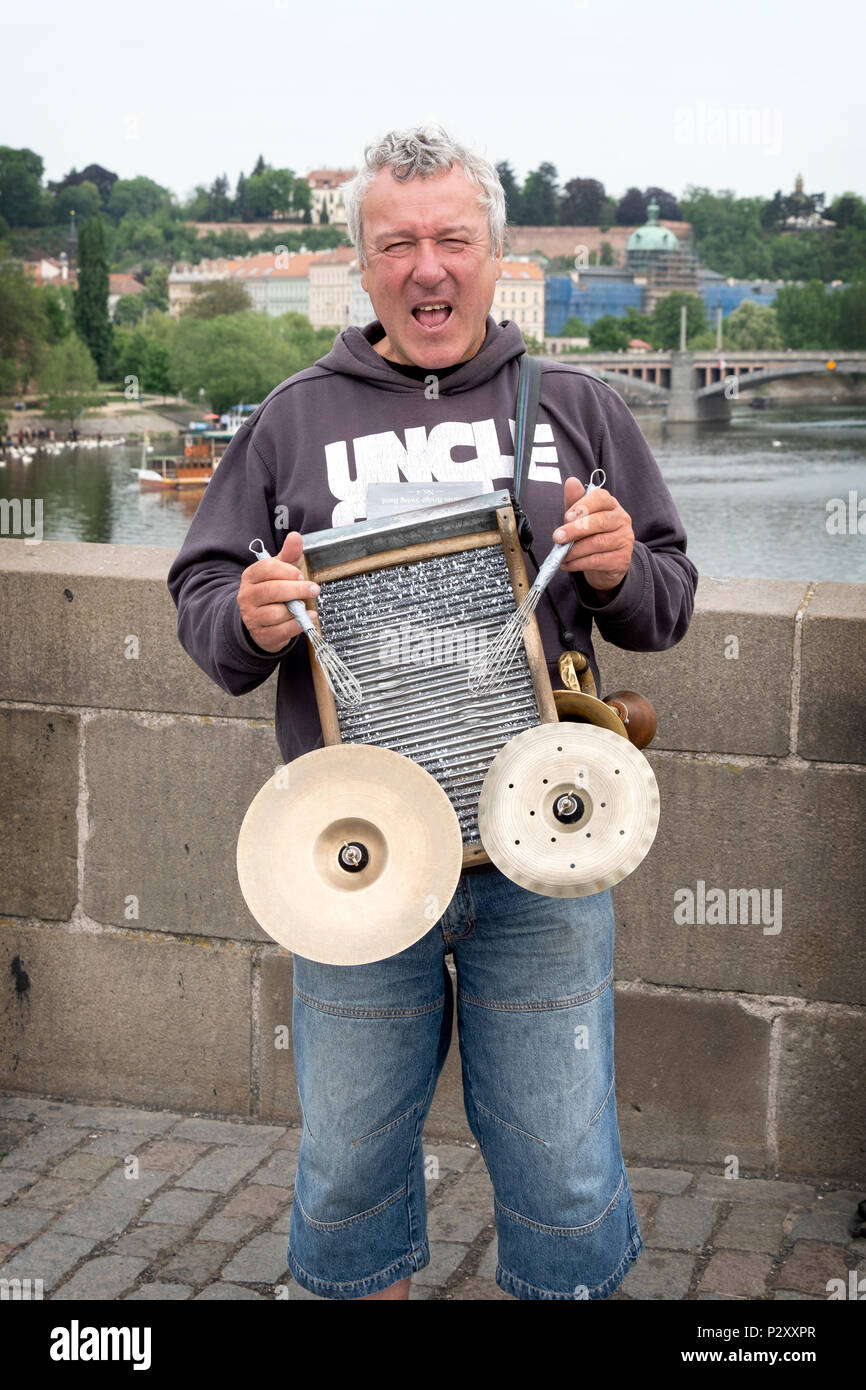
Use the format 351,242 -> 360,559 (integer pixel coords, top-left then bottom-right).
286,865 -> 643,1300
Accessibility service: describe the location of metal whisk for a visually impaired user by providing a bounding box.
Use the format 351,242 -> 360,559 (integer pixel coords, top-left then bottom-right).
467,470 -> 607,696
248,539 -> 363,708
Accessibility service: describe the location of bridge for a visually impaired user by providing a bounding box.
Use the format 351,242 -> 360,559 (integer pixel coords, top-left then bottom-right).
541,349 -> 866,421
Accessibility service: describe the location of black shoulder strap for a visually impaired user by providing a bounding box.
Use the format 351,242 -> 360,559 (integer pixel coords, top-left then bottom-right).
511,352 -> 543,551
513,352 -> 543,511
511,353 -> 577,650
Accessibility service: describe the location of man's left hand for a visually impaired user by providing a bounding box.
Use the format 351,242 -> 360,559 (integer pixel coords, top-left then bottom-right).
553,476 -> 635,595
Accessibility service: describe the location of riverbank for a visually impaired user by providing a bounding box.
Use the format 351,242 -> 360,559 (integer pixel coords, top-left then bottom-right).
2,399 -> 192,441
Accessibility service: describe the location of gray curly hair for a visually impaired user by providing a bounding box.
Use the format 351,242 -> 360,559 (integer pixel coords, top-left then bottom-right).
343,124 -> 506,266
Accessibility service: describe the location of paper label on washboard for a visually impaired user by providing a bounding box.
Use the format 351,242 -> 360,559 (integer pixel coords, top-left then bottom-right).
315,546 -> 541,844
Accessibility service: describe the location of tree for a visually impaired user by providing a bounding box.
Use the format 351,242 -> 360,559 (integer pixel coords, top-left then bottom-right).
722,300 -> 783,350
39,333 -> 101,428
616,187 -> 646,225
252,154 -> 267,177
589,315 -> 629,351
39,282 -> 75,343
774,281 -> 836,348
143,340 -> 175,399
106,177 -> 171,223
559,315 -> 590,338
73,216 -> 112,376
291,177 -> 312,220
598,195 -> 616,231
826,192 -> 866,230
207,173 -> 232,221
53,180 -> 101,223
293,180 -> 312,221
521,163 -> 559,225
644,186 -> 681,219
760,190 -> 786,232
113,293 -> 146,326
621,306 -> 656,343
0,252 -> 47,391
49,163 -> 117,207
497,159 -> 525,224
679,187 -> 770,277
234,171 -> 250,221
559,178 -> 605,225
599,240 -> 614,266
0,146 -> 47,226
183,280 -> 252,318
651,292 -> 707,349
144,264 -> 169,311
836,283 -> 866,349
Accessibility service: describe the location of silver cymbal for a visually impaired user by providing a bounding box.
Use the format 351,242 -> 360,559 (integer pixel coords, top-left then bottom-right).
237,743 -> 464,964
478,723 -> 660,897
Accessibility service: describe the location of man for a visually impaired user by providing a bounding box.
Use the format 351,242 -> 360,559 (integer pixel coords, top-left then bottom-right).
167,125 -> 697,1301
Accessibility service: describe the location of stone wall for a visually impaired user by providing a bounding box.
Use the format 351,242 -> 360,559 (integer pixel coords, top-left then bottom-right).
1,542 -> 863,1181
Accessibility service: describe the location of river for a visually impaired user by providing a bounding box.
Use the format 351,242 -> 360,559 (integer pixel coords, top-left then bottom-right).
2,404 -> 864,582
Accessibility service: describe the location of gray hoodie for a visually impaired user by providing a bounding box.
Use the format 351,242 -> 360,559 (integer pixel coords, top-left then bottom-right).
167,316 -> 697,762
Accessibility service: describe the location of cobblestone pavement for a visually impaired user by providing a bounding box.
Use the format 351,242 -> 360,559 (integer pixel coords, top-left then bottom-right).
1,1094 -> 863,1302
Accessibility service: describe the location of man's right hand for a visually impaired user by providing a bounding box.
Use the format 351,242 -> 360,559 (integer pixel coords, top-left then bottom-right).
237,531 -> 321,653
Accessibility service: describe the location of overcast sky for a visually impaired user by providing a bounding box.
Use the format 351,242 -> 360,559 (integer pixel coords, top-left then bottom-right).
4,0 -> 864,206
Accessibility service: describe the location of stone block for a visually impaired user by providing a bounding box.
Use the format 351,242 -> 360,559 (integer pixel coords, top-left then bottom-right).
0,1205 -> 55,1243
774,1240 -> 849,1295
615,988 -> 771,1169
646,1196 -> 718,1251
258,951 -> 299,1122
776,1012 -> 866,1182
0,708 -> 78,920
161,1241 -> 231,1285
424,972 -> 473,1143
0,1231 -> 96,1291
427,1206 -> 489,1244
798,583 -> 866,764
412,1240 -> 470,1287
195,1281 -> 265,1300
249,1150 -> 296,1189
618,1248 -> 695,1300
52,1254 -> 148,1300
221,1232 -> 290,1284
0,540 -> 276,718
0,925 -> 251,1113
83,713 -> 279,940
697,1250 -> 773,1297
141,1188 -> 217,1225
0,1125 -> 82,1169
612,759 -> 866,1006
176,1145 -> 272,1193
626,1168 -> 693,1195
170,1117 -> 285,1146
594,578 -> 804,756
716,1203 -> 789,1252
66,1105 -> 180,1133
126,1282 -> 191,1300
111,1224 -> 187,1260
694,1174 -> 814,1204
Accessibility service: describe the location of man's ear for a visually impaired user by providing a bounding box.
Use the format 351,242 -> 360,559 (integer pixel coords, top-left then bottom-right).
493,240 -> 504,281
360,259 -> 368,292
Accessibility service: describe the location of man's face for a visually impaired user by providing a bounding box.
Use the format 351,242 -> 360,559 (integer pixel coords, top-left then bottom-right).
359,164 -> 503,368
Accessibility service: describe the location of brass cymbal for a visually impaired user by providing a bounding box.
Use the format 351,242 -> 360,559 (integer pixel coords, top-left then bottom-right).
236,743 -> 463,965
478,723 -> 659,898
554,688 -> 629,738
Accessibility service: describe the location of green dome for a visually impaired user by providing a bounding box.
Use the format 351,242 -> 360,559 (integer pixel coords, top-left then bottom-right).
627,199 -> 678,253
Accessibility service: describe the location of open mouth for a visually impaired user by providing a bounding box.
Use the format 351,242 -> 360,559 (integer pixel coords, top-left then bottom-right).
411,302 -> 453,329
